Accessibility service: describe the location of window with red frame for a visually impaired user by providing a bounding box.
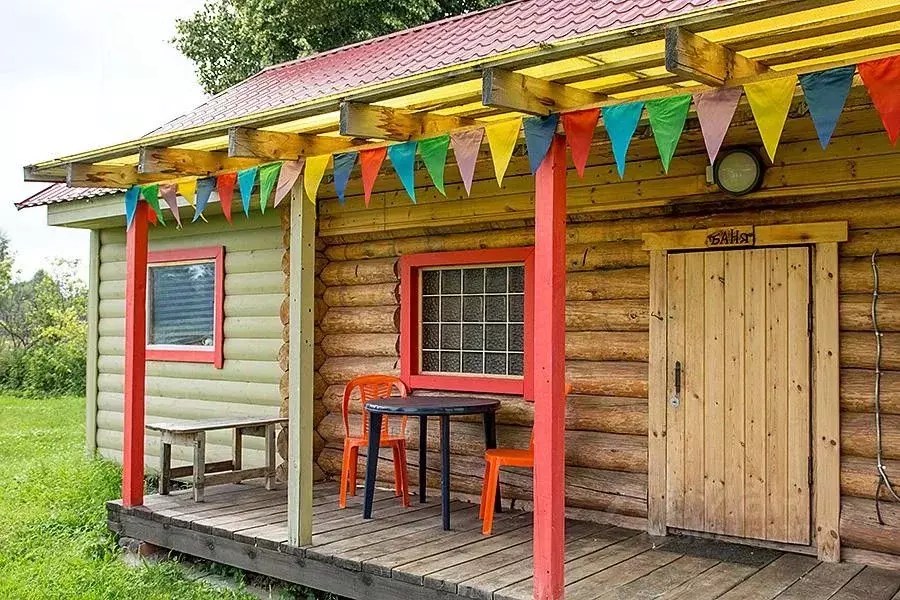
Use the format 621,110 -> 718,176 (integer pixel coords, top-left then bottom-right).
146,247 -> 225,368
400,248 -> 534,396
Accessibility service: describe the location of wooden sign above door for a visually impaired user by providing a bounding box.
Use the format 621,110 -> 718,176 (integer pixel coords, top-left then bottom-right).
641,221 -> 848,251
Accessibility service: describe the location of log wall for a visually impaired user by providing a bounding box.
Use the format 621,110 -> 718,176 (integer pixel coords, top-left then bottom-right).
316,96 -> 900,557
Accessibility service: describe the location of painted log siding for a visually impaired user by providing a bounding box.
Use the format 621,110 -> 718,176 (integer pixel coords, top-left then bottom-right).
314,99 -> 900,560
95,212 -> 285,471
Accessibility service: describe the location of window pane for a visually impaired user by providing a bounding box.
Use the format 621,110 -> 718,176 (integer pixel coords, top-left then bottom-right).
463,296 -> 483,321
441,324 -> 461,350
422,296 -> 440,322
422,270 -> 440,295
509,266 -> 525,293
462,352 -> 484,374
462,324 -> 484,350
440,352 -> 461,372
422,351 -> 440,372
509,323 -> 524,352
422,324 -> 439,350
463,269 -> 484,294
508,353 -> 524,376
441,296 -> 461,321
485,324 -> 507,351
485,353 -> 506,375
486,267 -> 507,293
485,295 -> 507,322
508,294 -> 524,323
441,269 -> 461,294
149,262 -> 215,347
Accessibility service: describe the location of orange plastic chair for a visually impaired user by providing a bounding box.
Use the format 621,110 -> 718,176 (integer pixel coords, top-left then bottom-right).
479,383 -> 572,534
339,375 -> 411,509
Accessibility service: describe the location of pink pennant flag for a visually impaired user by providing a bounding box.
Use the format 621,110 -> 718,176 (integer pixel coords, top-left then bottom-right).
694,87 -> 742,164
273,160 -> 305,207
450,129 -> 484,196
159,184 -> 182,228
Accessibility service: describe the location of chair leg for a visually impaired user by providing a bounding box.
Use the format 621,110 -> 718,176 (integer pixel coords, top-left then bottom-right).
398,443 -> 410,507
339,440 -> 352,509
482,461 -> 500,535
479,459 -> 491,519
391,444 -> 403,497
348,446 -> 359,497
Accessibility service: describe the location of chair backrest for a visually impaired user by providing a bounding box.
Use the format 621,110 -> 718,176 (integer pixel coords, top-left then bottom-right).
342,375 -> 409,440
528,382 -> 573,451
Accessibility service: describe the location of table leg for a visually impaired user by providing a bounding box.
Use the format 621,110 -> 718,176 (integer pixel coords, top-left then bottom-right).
193,431 -> 206,502
363,412 -> 383,519
419,415 -> 427,503
159,442 -> 171,495
264,424 -> 276,490
483,411 -> 501,513
440,415 -> 451,531
232,427 -> 243,472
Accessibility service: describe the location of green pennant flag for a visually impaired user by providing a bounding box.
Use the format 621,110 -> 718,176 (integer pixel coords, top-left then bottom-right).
258,162 -> 282,214
646,95 -> 692,173
419,134 -> 450,195
141,183 -> 165,225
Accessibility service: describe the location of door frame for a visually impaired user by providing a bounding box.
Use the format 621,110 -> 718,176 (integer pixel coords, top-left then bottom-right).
643,221 -> 847,563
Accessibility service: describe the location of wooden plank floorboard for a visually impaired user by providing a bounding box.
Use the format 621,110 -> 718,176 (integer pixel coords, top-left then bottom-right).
564,549 -> 683,600
774,562 -> 865,600
592,555 -> 720,600
718,554 -> 820,600
309,500 -> 455,549
830,567 -> 900,600
656,561 -> 761,600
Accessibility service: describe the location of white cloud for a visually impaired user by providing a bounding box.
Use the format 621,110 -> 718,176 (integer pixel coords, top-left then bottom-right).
2,0 -> 208,278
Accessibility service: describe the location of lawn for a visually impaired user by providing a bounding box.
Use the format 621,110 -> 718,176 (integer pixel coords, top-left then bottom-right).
0,394 -> 260,600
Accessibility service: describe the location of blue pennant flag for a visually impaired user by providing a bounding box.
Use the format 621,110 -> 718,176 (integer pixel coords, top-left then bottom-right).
192,178 -> 216,223
523,113 -> 560,174
799,65 -> 855,149
333,151 -> 358,204
124,186 -> 140,229
387,141 -> 418,203
602,101 -> 645,178
237,166 -> 258,217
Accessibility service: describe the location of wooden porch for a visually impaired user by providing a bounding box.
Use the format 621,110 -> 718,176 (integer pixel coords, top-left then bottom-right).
108,480 -> 900,600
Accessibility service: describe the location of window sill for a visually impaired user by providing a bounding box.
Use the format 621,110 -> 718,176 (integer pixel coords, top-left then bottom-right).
146,348 -> 221,368
408,373 -> 523,395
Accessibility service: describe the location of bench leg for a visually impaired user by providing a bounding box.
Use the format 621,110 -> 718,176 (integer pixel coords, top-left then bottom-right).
233,427 -> 243,473
159,442 -> 171,495
265,424 -> 276,490
193,432 -> 206,502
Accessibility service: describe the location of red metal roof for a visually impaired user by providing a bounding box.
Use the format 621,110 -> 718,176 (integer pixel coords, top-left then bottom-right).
16,184 -> 121,210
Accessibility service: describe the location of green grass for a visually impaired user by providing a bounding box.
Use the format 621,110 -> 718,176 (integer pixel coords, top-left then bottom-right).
0,395 -> 260,600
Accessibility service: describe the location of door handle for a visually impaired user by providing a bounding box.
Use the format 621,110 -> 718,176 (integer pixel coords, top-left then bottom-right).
670,361 -> 682,408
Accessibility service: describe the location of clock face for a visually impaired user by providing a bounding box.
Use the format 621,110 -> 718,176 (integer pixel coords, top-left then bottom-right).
715,150 -> 762,195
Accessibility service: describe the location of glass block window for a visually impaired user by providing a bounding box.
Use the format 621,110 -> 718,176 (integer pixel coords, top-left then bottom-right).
420,264 -> 525,377
148,261 -> 216,347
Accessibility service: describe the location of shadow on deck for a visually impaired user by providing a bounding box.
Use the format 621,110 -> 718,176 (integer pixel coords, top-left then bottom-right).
107,481 -> 900,600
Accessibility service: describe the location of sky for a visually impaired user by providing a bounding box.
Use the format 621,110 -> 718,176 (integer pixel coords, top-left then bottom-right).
2,0 -> 209,279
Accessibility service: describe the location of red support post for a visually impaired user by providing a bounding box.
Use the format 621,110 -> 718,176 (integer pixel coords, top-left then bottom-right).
123,201 -> 149,507
532,134 -> 567,600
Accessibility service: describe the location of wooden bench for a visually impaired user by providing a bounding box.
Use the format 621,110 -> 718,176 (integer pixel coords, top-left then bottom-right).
147,417 -> 287,502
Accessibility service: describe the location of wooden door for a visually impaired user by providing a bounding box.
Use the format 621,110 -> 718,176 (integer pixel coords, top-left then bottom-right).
665,248 -> 811,545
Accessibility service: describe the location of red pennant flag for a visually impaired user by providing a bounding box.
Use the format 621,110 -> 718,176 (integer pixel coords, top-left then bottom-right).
217,172 -> 237,224
561,108 -> 600,177
859,56 -> 900,145
360,147 -> 388,207
147,206 -> 158,225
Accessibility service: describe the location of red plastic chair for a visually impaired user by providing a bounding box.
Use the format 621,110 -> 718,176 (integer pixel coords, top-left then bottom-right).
479,383 -> 572,534
339,375 -> 411,509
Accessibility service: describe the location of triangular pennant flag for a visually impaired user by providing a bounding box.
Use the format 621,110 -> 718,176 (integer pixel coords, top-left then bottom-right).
147,208 -> 158,226
799,66 -> 855,149
177,180 -> 197,207
159,184 -> 182,228
258,162 -> 281,214
388,141 -> 418,202
646,95 -> 692,173
744,75 -> 797,161
237,166 -> 258,217
332,152 -> 358,204
216,172 -> 237,223
141,183 -> 165,225
694,87 -> 742,164
124,186 -> 140,229
304,154 -> 331,204
858,56 -> 900,145
561,108 -> 599,177
192,178 -> 216,223
485,118 -> 522,186
359,147 -> 387,206
450,129 -> 483,196
419,135 -> 451,195
601,101 -> 644,178
523,113 -> 560,174
273,159 -> 304,208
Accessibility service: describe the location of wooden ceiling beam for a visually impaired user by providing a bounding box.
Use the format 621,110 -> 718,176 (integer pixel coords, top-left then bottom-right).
228,127 -> 363,160
339,102 -> 473,141
482,68 -> 606,115
137,147 -> 259,177
66,163 -> 152,188
665,27 -> 770,86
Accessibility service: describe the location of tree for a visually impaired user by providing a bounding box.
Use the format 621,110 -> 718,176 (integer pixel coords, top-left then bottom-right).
173,0 -> 505,95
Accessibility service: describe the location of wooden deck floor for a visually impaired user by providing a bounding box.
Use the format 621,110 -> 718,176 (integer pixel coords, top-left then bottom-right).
108,480 -> 900,600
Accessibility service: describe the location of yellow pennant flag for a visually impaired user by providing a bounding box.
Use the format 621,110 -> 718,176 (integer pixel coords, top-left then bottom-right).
177,180 -> 197,206
304,154 -> 331,204
485,118 -> 522,186
744,76 -> 797,161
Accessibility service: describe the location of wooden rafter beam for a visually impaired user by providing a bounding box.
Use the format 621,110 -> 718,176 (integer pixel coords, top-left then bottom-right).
339,102 -> 473,141
67,163 -> 149,188
228,127 -> 362,160
482,68 -> 606,115
665,27 -> 770,86
138,147 -> 259,177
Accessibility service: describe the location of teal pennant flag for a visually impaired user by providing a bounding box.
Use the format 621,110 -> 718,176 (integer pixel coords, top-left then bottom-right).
799,66 -> 855,149
419,134 -> 450,195
388,141 -> 418,202
332,152 -> 358,203
258,162 -> 281,213
602,102 -> 644,178
523,113 -> 560,174
124,186 -> 140,229
646,95 -> 692,173
192,178 -> 216,223
237,166 -> 258,217
141,184 -> 165,225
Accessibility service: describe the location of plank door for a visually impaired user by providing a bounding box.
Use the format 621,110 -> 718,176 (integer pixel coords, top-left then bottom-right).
665,248 -> 811,545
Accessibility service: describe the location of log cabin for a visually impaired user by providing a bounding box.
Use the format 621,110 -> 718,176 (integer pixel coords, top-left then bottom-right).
17,0 -> 900,598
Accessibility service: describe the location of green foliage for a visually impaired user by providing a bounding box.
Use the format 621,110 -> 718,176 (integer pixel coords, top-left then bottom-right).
173,0 -> 505,94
